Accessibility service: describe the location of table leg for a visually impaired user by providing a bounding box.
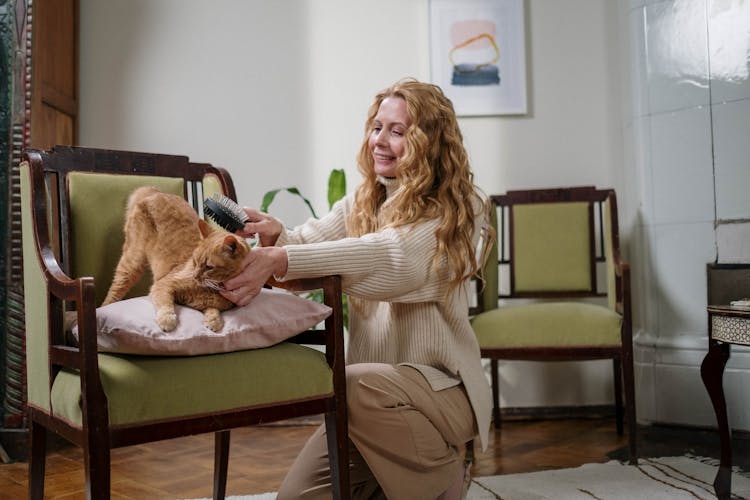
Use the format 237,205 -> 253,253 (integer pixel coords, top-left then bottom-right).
700,340 -> 731,500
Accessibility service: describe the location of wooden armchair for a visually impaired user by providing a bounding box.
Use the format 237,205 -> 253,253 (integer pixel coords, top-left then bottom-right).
471,186 -> 637,464
20,146 -> 350,499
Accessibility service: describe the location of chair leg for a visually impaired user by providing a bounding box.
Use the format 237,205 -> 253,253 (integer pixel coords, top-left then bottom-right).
83,429 -> 111,499
613,357 -> 624,435
325,408 -> 350,500
622,348 -> 638,464
490,359 -> 501,429
213,430 -> 230,500
28,420 -> 46,500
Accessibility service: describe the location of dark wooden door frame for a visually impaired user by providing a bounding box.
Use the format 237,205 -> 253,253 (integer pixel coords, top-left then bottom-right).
0,0 -> 32,461
0,0 -> 78,460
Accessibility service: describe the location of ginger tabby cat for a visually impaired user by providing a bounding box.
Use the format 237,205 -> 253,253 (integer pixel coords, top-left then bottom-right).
102,186 -> 250,332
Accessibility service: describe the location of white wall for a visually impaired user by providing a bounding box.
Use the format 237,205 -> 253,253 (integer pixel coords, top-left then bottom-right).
620,0 -> 750,432
467,0 -> 623,193
80,0 -> 317,224
79,0 -> 433,226
79,1 -> 633,414
79,0 -> 623,220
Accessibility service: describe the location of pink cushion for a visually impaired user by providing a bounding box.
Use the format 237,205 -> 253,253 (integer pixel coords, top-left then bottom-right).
71,288 -> 332,356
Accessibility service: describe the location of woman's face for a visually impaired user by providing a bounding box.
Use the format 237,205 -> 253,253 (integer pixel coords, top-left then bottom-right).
369,96 -> 410,178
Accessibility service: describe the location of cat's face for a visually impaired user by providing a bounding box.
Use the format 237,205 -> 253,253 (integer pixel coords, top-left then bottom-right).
192,225 -> 250,289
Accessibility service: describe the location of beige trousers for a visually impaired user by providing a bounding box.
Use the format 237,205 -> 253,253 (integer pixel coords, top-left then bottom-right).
276,363 -> 476,500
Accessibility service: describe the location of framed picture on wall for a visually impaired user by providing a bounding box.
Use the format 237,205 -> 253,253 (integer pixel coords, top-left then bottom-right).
430,0 -> 527,116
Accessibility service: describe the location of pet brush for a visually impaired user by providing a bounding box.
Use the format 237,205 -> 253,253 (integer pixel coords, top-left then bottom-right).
203,193 -> 249,232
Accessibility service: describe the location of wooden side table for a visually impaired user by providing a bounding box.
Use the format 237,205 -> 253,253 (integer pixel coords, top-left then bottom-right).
701,305 -> 750,500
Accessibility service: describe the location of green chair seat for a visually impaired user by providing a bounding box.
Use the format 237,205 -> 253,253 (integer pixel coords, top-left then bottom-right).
51,342 -> 332,427
471,302 -> 622,348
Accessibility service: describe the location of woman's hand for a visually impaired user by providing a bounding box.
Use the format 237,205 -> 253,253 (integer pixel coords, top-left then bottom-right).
220,246 -> 289,306
235,208 -> 283,247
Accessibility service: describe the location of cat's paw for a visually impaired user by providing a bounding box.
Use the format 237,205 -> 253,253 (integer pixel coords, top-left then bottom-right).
156,311 -> 178,331
204,315 -> 224,332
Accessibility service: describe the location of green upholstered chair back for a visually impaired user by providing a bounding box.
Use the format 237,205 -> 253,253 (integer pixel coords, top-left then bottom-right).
513,201 -> 592,292
68,173 -> 184,305
38,148 -> 234,306
482,186 -> 621,311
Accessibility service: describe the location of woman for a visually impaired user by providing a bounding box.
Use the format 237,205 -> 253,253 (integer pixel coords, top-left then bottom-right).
223,79 -> 493,500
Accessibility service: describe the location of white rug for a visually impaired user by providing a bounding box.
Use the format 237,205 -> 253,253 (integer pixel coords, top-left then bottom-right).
470,456 -> 750,499
189,456 -> 750,499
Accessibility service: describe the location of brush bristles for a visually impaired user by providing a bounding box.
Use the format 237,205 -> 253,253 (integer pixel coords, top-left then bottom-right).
204,194 -> 249,232
213,194 -> 249,223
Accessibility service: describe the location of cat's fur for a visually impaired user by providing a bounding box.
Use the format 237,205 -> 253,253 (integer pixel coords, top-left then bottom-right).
102,186 -> 250,332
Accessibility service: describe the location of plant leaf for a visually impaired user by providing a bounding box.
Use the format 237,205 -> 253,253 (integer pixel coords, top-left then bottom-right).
327,169 -> 346,209
260,189 -> 281,213
260,187 -> 318,218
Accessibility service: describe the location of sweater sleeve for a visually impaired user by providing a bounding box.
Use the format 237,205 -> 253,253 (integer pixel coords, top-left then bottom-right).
275,195 -> 350,246
278,217 -> 447,303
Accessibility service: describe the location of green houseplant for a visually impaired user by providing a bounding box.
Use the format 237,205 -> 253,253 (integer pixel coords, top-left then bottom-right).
260,169 -> 349,326
260,169 -> 346,217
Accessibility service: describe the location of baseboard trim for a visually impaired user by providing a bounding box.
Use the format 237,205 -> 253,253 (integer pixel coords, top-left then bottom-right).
635,342 -> 750,431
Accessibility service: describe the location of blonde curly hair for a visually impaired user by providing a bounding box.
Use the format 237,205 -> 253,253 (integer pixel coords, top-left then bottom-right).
348,78 -> 492,293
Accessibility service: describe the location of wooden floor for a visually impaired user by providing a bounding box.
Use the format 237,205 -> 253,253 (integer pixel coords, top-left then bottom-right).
0,416 -> 736,499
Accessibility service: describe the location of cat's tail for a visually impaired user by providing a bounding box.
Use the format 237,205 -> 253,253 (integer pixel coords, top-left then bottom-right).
127,186 -> 162,212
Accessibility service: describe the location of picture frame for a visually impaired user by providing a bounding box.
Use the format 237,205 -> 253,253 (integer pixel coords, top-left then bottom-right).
430,0 -> 528,116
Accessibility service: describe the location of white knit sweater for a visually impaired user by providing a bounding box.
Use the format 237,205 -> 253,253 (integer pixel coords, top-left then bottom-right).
274,177 -> 492,450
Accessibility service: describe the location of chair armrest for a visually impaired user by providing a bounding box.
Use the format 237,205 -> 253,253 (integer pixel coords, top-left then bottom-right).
38,251 -> 99,369
613,260 -> 629,312
615,263 -> 633,344
268,276 -> 333,293
269,276 -> 346,369
268,275 -> 343,317
24,156 -> 101,362
22,155 -> 108,409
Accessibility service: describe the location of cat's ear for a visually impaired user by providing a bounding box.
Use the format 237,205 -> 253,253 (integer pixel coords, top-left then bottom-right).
198,219 -> 213,238
222,235 -> 241,255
